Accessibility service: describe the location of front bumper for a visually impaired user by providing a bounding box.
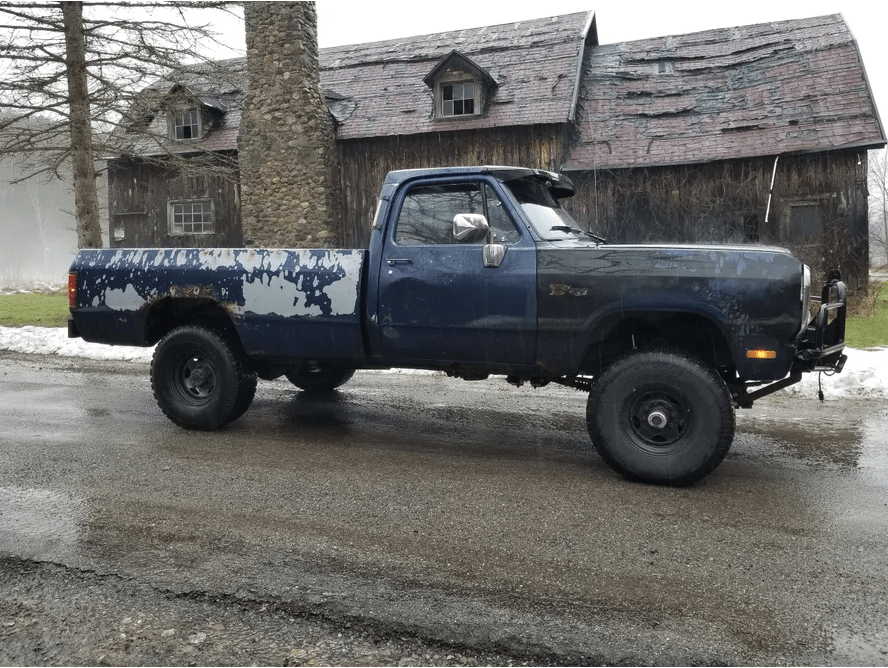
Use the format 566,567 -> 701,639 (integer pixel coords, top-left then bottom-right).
732,271 -> 847,408
794,271 -> 847,373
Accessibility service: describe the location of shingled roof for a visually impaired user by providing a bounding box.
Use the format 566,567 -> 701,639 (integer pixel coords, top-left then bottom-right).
111,12 -> 884,167
563,14 -> 886,170
110,12 -> 595,155
106,58 -> 246,158
319,11 -> 596,140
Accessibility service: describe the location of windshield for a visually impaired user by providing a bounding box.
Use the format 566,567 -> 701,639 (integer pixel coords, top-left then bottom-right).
503,177 -> 599,242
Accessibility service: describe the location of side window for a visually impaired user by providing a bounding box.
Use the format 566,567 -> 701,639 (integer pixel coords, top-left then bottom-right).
484,184 -> 520,243
395,183 -> 483,246
395,182 -> 520,246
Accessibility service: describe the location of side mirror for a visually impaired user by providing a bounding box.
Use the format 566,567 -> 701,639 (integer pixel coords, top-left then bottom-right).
452,213 -> 489,243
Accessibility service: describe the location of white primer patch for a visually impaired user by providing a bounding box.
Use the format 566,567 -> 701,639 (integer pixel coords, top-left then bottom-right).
239,272 -> 321,317
325,253 -> 363,315
233,251 -> 363,318
103,284 -> 146,311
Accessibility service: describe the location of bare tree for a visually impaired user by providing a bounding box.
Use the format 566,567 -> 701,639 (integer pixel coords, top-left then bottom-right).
869,148 -> 888,268
0,1 -> 241,248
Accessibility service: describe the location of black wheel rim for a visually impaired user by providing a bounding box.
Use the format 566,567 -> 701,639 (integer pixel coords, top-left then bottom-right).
174,354 -> 217,405
623,386 -> 690,450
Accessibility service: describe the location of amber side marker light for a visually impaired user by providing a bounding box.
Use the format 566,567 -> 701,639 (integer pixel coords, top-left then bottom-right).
68,272 -> 77,308
746,349 -> 777,359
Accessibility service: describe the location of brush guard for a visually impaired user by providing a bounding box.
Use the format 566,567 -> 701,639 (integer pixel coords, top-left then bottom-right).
732,271 -> 847,408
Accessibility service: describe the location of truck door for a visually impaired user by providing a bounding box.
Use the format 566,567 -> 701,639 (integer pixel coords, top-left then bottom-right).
376,178 -> 536,368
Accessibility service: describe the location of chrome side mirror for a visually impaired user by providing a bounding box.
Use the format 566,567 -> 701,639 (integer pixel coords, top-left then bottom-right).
452,213 -> 489,243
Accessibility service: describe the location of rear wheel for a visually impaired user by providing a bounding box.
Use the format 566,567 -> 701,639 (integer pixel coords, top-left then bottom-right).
285,364 -> 355,393
586,350 -> 734,486
151,325 -> 255,430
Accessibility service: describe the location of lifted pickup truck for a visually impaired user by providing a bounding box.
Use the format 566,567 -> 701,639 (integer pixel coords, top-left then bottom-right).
68,166 -> 847,485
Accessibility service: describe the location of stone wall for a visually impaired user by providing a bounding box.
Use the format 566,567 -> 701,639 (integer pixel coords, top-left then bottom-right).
238,2 -> 340,248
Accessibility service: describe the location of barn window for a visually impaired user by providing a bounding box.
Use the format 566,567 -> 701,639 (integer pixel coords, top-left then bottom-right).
168,199 -> 215,235
784,202 -> 823,245
435,76 -> 482,119
171,108 -> 200,140
441,81 -> 475,117
424,51 -> 495,121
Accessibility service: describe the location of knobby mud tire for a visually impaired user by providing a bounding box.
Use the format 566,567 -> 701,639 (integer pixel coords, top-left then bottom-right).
586,350 -> 735,486
151,325 -> 254,430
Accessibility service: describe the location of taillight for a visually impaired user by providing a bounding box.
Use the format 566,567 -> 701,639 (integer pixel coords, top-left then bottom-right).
68,272 -> 77,308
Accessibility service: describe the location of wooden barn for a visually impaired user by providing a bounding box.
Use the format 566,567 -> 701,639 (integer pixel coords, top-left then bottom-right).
562,14 -> 886,290
106,11 -> 885,290
105,64 -> 246,249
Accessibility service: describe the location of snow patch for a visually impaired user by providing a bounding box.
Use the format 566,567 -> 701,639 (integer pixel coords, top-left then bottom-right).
0,326 -> 155,362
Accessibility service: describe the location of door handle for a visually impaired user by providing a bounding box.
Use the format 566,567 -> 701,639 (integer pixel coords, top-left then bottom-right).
386,258 -> 413,266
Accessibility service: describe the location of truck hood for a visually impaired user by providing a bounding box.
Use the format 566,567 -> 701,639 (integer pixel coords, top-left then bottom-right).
547,239 -> 794,257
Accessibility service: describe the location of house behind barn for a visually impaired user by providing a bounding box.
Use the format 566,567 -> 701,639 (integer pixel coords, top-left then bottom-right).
106,10 -> 885,291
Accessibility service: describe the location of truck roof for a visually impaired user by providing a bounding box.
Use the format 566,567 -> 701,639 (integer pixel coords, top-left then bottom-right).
383,165 -> 575,198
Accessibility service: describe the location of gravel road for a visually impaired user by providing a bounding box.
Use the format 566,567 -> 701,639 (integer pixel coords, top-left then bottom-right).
2,352 -> 887,666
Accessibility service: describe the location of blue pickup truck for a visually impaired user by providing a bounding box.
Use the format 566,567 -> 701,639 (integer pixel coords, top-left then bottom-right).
68,166 -> 847,485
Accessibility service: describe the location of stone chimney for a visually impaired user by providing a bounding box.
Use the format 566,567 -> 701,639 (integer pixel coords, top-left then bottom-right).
238,2 -> 340,248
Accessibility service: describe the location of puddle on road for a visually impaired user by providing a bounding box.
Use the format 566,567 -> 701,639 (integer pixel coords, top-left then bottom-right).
859,416 -> 888,484
832,627 -> 888,665
0,487 -> 85,560
736,402 -> 888,485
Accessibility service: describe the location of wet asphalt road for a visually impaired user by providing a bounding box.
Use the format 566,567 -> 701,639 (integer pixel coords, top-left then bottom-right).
1,351 -> 887,666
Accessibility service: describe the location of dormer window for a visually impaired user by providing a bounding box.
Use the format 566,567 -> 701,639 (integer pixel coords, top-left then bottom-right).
424,50 -> 496,121
441,81 -> 475,117
172,108 -> 200,140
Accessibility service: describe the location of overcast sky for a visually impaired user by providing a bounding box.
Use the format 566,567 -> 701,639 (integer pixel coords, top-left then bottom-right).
214,0 -> 887,141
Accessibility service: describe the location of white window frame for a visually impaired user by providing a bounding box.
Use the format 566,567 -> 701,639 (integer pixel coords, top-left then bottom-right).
170,107 -> 201,141
168,199 -> 215,235
436,73 -> 481,119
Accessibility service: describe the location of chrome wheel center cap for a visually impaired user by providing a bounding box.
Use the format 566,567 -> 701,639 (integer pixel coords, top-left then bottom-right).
647,411 -> 668,429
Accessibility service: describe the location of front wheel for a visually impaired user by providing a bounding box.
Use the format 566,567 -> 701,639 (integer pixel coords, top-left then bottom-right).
285,364 -> 355,393
151,325 -> 254,430
586,350 -> 734,486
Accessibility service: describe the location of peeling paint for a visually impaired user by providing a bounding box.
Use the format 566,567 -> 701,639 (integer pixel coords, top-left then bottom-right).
168,285 -> 217,300
241,272 -> 317,317
549,283 -> 589,297
71,248 -> 366,320
103,284 -> 144,311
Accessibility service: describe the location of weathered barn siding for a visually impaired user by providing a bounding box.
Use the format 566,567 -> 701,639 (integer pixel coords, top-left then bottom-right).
106,134 -> 870,294
564,150 -> 870,290
107,153 -> 242,249
337,124 -> 566,248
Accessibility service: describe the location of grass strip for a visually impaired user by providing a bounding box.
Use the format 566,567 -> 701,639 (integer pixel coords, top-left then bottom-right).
845,281 -> 887,349
0,291 -> 69,327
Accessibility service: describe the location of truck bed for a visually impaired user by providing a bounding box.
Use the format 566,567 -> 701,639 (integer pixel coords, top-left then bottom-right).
69,248 -> 368,363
